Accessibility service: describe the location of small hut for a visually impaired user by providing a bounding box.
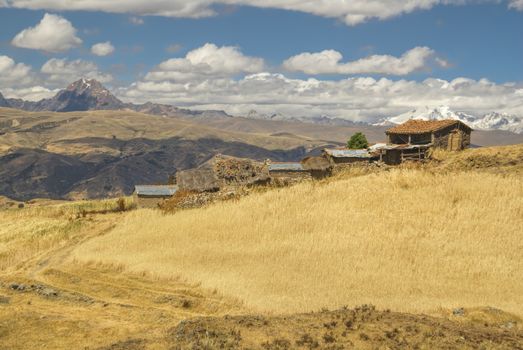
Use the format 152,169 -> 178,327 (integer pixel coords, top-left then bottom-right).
133,185 -> 178,208
301,156 -> 333,178
176,155 -> 270,193
386,119 -> 472,151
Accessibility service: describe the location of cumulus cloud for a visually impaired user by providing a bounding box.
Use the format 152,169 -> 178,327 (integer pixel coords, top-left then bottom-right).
41,58 -> 113,86
283,47 -> 448,75
145,43 -> 264,83
1,86 -> 58,101
0,55 -> 34,87
4,0 -> 518,25
91,41 -> 115,56
0,56 -> 56,100
11,13 -> 82,52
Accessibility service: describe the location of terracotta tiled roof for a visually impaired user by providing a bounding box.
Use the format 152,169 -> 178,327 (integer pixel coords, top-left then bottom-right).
386,119 -> 470,134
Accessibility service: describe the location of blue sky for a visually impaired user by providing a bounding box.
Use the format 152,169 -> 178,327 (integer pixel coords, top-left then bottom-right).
0,1 -> 522,120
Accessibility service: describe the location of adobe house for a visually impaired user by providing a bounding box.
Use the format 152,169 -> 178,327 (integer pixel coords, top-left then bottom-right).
133,185 -> 178,208
386,119 -> 472,151
380,119 -> 473,165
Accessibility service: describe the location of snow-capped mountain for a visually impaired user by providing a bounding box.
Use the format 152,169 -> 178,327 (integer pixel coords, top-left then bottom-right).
472,112 -> 523,134
375,106 -> 476,125
375,106 -> 523,134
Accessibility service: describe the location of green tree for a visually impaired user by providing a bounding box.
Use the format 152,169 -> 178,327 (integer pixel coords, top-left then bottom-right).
347,132 -> 369,149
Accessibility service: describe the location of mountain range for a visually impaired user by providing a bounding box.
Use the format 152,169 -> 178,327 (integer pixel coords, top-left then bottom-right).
376,105 -> 523,134
2,79 -> 231,120
1,79 -> 523,200
2,79 -> 522,134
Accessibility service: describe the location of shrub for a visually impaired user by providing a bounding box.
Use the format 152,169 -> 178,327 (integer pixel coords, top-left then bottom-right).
116,198 -> 126,212
347,132 -> 369,149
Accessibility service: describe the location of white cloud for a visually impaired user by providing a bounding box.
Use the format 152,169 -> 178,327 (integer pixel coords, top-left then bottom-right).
4,0 -> 517,25
41,58 -> 113,86
129,16 -> 144,25
283,47 -> 448,76
91,41 -> 115,56
0,55 -> 34,86
0,56 -> 56,100
145,43 -> 264,83
508,0 -> 523,9
1,86 -> 57,101
11,13 -> 82,52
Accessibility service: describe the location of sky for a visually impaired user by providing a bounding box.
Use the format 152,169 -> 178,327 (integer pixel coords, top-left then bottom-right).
0,0 -> 522,121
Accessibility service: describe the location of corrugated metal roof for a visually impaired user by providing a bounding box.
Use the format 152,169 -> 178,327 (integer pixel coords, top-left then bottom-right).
134,185 -> 178,196
324,148 -> 373,158
380,144 -> 432,150
269,163 -> 306,171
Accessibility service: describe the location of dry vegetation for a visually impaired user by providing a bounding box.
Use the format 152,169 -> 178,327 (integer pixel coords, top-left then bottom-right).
0,197 -> 134,271
1,144 -> 523,349
73,167 -> 523,316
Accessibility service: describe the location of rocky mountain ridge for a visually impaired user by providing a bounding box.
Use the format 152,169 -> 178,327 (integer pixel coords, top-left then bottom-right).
1,80 -> 522,133
3,78 -> 233,120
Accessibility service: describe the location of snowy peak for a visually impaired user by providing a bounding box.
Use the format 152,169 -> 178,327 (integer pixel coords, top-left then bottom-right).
377,106 -> 523,134
47,78 -> 125,112
474,112 -> 523,134
382,106 -> 476,125
66,78 -> 106,94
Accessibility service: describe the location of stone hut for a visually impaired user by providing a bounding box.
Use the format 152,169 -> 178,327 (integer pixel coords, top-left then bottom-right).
176,155 -> 270,193
386,119 -> 472,151
301,156 -> 333,179
133,185 -> 178,208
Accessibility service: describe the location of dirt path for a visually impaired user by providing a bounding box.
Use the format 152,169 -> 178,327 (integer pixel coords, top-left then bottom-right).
1,211 -> 522,349
0,213 -> 244,350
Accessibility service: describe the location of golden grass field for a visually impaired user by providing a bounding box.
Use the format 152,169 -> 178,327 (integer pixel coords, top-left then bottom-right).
1,144 -> 522,349
71,145 -> 523,317
0,197 -> 134,271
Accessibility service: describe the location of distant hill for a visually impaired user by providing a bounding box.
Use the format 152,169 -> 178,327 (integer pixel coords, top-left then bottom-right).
0,108 -> 333,200
1,80 -> 523,200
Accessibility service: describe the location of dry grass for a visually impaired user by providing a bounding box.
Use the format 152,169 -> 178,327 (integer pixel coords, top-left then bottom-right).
72,169 -> 523,316
0,197 -> 134,270
430,144 -> 523,172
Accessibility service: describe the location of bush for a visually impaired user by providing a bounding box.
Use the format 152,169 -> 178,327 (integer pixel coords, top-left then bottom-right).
347,132 -> 369,149
116,198 -> 126,212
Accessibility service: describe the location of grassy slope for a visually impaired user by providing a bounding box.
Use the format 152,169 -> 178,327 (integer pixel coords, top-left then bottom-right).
0,108 -> 317,154
72,146 -> 523,316
1,144 -> 522,349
